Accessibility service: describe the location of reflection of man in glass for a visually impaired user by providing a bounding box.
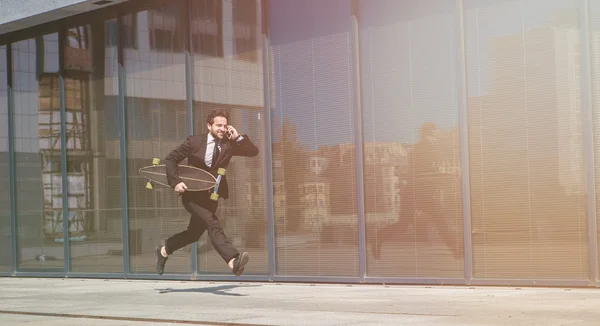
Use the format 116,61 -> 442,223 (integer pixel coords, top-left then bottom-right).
155,109 -> 260,276
371,122 -> 461,259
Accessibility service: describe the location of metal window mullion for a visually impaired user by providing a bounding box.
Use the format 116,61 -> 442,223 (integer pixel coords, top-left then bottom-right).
184,0 -> 198,278
580,0 -> 598,283
456,0 -> 473,282
58,27 -> 71,274
350,0 -> 366,281
7,43 -> 18,274
260,0 -> 276,279
117,13 -> 131,275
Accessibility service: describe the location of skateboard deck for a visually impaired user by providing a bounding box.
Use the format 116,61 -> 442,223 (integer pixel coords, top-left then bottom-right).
139,158 -> 226,200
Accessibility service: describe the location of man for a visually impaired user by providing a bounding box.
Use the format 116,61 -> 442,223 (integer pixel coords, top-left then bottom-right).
155,108 -> 259,276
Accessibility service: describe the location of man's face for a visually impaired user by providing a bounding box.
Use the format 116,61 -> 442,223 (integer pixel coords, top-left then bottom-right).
207,116 -> 228,140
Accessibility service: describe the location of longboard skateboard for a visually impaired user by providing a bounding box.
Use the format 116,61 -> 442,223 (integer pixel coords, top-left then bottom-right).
139,158 -> 226,201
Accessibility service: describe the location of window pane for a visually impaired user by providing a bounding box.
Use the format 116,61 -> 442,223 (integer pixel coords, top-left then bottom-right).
13,34 -> 64,271
190,0 -> 223,57
191,0 -> 268,275
269,0 -> 359,277
466,0 -> 587,279
63,19 -> 123,273
124,4 -> 191,274
232,0 -> 259,62
359,0 -> 464,278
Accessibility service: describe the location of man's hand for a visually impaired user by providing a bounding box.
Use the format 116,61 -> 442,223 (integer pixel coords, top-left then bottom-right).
174,182 -> 188,193
226,125 -> 240,140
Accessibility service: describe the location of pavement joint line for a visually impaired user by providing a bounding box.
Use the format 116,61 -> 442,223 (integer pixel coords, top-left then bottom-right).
0,310 -> 273,326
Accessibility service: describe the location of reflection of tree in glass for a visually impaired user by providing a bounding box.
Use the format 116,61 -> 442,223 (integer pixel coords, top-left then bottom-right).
67,27 -> 88,49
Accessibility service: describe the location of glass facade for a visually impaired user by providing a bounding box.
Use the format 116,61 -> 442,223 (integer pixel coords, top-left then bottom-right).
1,0 -> 600,286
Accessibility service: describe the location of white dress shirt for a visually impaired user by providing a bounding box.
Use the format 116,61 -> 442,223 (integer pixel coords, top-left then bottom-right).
205,133 -> 244,167
205,133 -> 220,167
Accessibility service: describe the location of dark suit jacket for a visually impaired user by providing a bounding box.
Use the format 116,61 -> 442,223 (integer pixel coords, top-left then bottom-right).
165,133 -> 259,199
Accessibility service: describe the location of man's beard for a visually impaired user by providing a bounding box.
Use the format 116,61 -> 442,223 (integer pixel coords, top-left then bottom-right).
211,129 -> 224,139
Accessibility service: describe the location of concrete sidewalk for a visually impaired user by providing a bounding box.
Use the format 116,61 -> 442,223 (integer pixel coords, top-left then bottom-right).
0,278 -> 598,325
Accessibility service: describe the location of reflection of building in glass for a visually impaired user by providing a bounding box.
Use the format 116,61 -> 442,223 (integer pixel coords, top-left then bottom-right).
11,34 -> 88,242
487,26 -> 583,196
268,149 -> 286,224
273,132 -> 461,233
362,142 -> 408,221
468,24 -> 585,241
553,28 -> 583,195
301,157 -> 330,232
35,26 -> 106,242
272,140 -> 412,230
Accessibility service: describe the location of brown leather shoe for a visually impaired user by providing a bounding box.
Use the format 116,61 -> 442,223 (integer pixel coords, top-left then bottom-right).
155,245 -> 168,275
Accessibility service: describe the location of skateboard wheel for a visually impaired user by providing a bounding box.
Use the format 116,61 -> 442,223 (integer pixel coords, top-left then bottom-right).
146,181 -> 153,190
217,168 -> 226,176
152,158 -> 160,165
210,193 -> 219,201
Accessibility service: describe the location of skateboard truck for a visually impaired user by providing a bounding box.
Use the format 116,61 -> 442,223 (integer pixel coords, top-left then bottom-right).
146,158 -> 160,190
210,168 -> 226,201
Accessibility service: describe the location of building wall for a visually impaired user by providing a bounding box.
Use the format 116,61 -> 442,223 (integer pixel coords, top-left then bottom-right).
2,0 -> 600,286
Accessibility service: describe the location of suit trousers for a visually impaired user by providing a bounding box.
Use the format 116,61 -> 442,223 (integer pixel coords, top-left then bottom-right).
164,191 -> 239,263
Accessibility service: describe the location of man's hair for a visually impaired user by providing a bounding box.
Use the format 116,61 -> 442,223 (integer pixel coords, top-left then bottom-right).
207,108 -> 230,125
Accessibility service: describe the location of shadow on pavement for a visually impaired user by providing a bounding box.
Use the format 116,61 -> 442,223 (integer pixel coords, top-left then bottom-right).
156,284 -> 260,296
